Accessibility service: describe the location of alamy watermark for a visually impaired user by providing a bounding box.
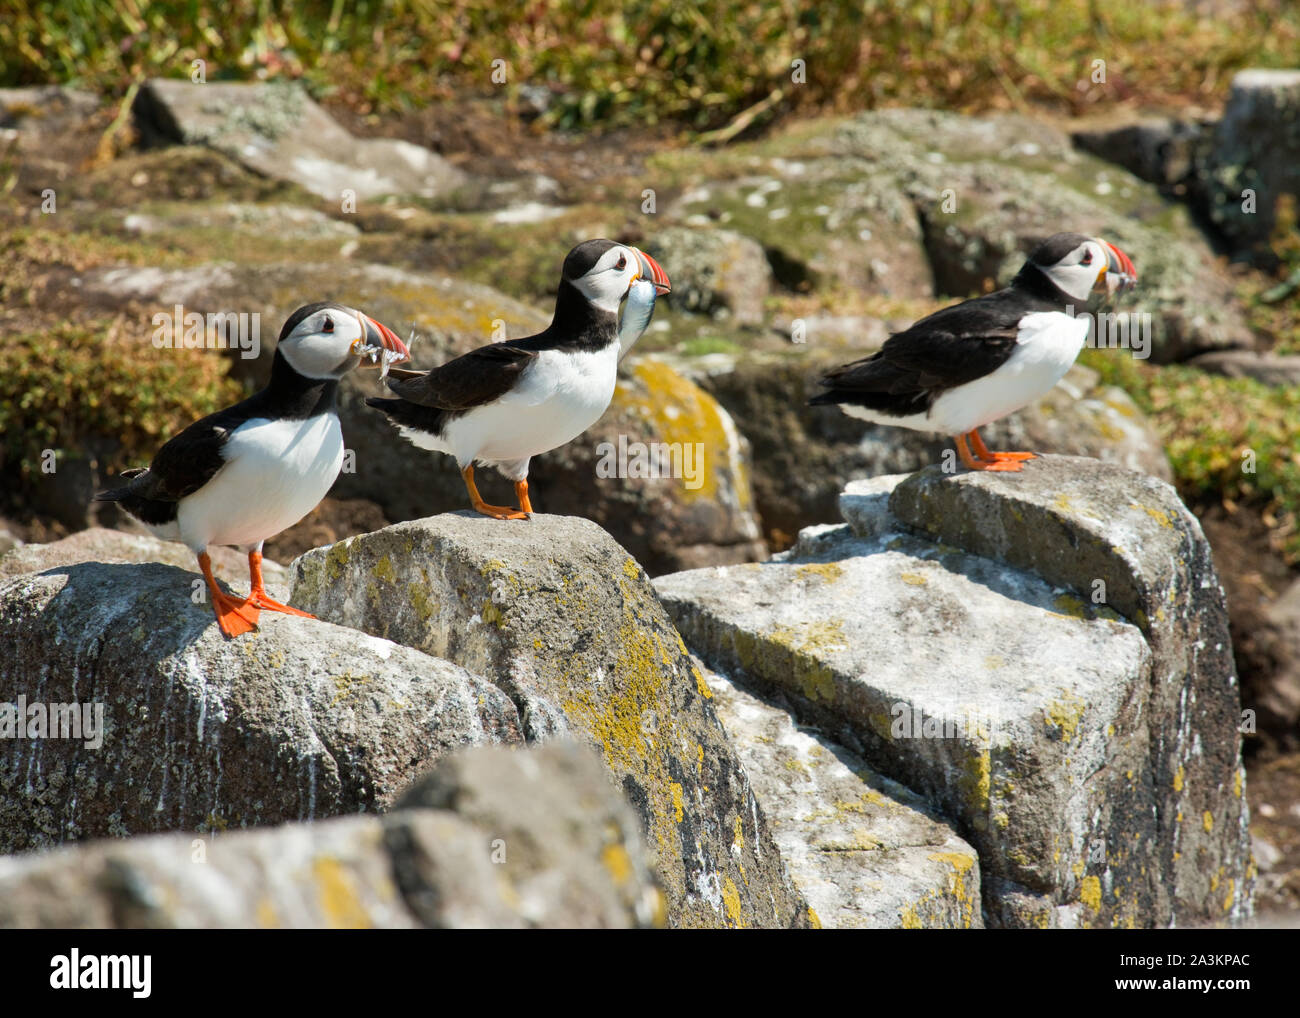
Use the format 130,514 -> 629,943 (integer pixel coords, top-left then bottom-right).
152,304 -> 261,360
1068,305 -> 1152,360
0,696 -> 105,749
595,435 -> 705,491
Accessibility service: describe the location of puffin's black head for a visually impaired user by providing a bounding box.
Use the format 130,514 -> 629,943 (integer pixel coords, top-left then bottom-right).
1020,233 -> 1138,303
560,239 -> 671,314
275,302 -> 410,380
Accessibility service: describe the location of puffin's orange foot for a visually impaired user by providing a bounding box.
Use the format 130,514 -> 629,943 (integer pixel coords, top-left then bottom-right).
212,590 -> 260,638
250,592 -> 315,618
471,500 -> 530,521
966,429 -> 1037,464
966,458 -> 1027,473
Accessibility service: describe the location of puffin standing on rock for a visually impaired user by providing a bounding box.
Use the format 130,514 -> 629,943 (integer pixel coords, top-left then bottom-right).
811,232 -> 1137,471
366,239 -> 671,519
97,303 -> 409,637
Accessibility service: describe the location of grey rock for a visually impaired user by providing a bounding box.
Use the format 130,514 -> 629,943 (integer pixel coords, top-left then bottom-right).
1196,69 -> 1300,251
391,742 -> 663,927
1189,350 -> 1300,387
702,664 -> 982,928
1072,116 -> 1206,187
655,460 -> 1252,927
0,743 -> 660,928
0,556 -> 522,855
288,512 -> 809,928
134,79 -> 465,201
644,226 -> 773,324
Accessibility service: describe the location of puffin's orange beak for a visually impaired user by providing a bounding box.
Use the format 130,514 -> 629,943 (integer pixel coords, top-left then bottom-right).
1097,239 -> 1137,295
634,249 -> 672,295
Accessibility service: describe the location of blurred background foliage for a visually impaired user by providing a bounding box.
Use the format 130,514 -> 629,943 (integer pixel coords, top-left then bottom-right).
1,0 -> 1298,129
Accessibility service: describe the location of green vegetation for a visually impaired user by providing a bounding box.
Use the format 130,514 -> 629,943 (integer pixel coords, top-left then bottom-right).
2,1 -> 1297,130
0,317 -> 240,481
1082,348 -> 1300,562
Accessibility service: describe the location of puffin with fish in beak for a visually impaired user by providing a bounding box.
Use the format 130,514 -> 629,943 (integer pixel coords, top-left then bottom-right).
366,238 -> 671,519
97,302 -> 410,637
810,232 -> 1137,471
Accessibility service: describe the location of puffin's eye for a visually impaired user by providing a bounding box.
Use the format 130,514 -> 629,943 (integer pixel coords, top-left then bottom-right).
323,316 -> 335,332
1081,250 -> 1093,266
615,254 -> 627,271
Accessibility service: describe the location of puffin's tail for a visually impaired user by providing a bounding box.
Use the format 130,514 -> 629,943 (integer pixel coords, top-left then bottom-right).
94,467 -> 149,502
365,396 -> 449,434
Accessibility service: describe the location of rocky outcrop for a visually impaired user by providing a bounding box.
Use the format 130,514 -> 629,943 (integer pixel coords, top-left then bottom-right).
134,79 -> 465,202
0,536 -> 522,855
0,743 -> 662,928
655,458 -> 1252,928
288,512 -> 808,928
702,664 -> 981,928
662,108 -> 1254,361
643,226 -> 773,324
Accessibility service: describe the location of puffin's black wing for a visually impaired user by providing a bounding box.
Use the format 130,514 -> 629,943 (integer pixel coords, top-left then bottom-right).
811,292 -> 1025,415
96,407 -> 242,521
383,342 -> 539,411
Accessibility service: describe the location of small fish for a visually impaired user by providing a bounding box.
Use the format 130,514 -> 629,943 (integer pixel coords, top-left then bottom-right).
618,277 -> 658,361
356,343 -> 408,379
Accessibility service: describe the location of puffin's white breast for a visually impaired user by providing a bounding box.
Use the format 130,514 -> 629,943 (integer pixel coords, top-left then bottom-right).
177,413 -> 343,551
440,344 -> 620,467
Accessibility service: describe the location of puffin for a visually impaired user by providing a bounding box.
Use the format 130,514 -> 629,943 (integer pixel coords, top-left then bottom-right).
810,232 -> 1137,471
366,238 -> 671,519
97,303 -> 410,637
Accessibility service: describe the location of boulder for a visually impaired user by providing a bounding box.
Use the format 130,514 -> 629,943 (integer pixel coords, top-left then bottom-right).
1194,69 -> 1300,252
0,526 -> 289,601
134,79 -> 465,202
0,742 -> 662,929
643,226 -> 773,324
288,512 -> 809,928
654,458 -> 1252,927
1071,115 -> 1206,189
0,549 -> 522,855
702,664 -> 982,928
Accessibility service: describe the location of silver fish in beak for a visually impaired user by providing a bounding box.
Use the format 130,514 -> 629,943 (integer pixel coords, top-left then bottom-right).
352,312 -> 411,380
618,278 -> 659,361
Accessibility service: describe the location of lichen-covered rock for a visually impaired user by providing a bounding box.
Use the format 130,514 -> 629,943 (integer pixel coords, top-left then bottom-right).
661,109 -> 1254,361
1194,69 -> 1300,252
288,513 -> 809,928
686,351 -> 1170,545
391,742 -> 663,927
526,358 -> 766,574
655,458 -> 1252,927
134,79 -> 465,201
701,664 -> 982,928
0,555 -> 522,855
643,226 -> 773,323
0,742 -> 661,929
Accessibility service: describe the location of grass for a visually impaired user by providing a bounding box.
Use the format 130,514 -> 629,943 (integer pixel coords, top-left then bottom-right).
1,1 -> 1298,131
